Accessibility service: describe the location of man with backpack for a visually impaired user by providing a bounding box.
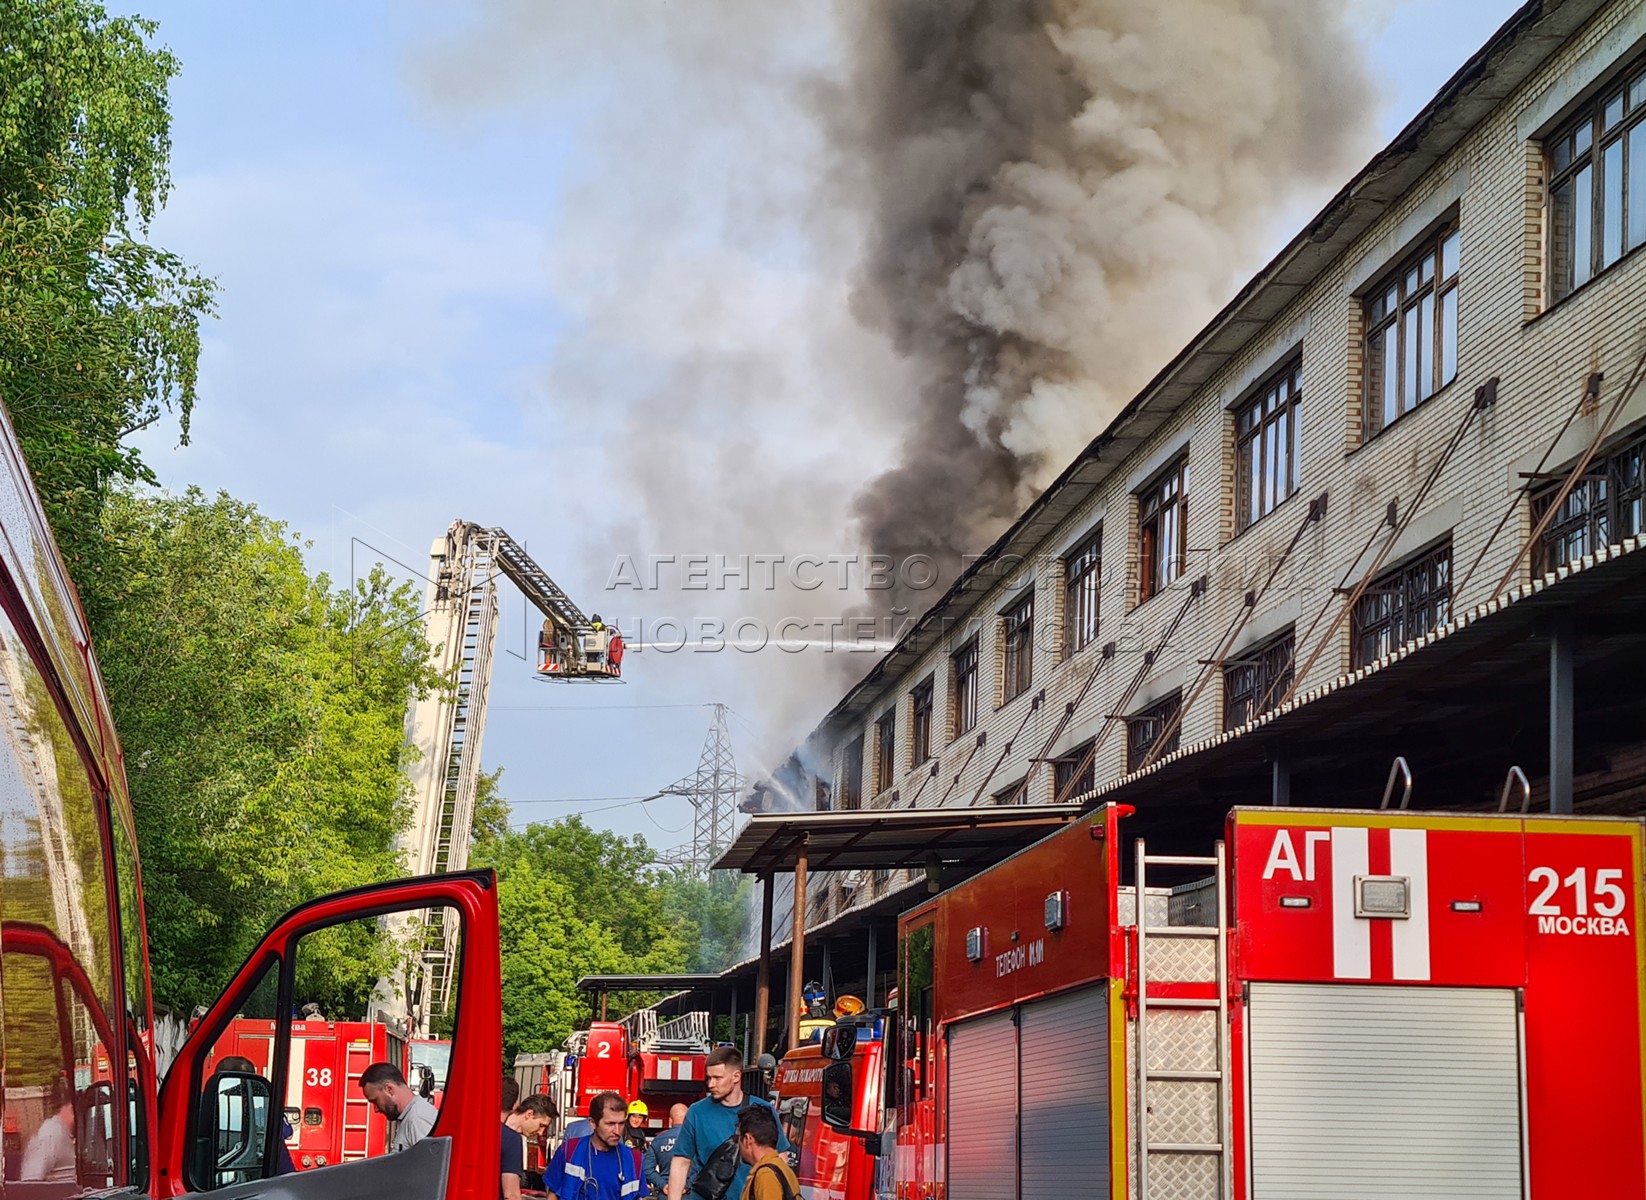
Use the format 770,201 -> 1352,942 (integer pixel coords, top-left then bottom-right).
545,1091 -> 645,1200
734,1107 -> 799,1200
666,1048 -> 789,1200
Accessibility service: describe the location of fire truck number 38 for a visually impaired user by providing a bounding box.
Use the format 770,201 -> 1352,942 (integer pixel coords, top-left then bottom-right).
1528,866 -> 1631,935
305,1068 -> 334,1087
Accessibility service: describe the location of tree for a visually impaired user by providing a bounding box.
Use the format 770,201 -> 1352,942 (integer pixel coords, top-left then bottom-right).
660,872 -> 750,973
87,488 -> 442,1009
0,0 -> 214,591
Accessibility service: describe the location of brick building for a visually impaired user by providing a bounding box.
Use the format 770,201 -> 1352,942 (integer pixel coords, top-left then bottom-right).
693,0 -> 1646,1020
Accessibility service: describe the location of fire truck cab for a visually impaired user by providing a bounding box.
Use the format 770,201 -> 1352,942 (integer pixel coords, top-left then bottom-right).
772,1015 -> 889,1200
0,402 -> 503,1200
812,801 -> 1646,1200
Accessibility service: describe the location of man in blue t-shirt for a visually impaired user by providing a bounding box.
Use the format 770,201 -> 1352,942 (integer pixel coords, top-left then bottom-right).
546,1091 -> 645,1200
666,1048 -> 788,1200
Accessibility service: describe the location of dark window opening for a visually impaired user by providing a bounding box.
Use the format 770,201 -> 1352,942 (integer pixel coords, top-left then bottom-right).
1531,429 -> 1646,574
1223,629 -> 1295,730
1364,224 -> 1460,437
1001,593 -> 1034,703
1236,360 -> 1302,531
1063,528 -> 1102,655
951,638 -> 979,737
839,737 -> 863,811
1053,740 -> 1096,802
875,709 -> 897,795
910,678 -> 934,766
1139,458 -> 1188,603
1351,541 -> 1453,669
1549,63 -> 1646,304
1127,693 -> 1182,772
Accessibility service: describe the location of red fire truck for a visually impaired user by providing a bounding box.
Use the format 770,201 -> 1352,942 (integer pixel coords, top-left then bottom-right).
805,802 -> 1646,1199
0,403 -> 503,1200
205,1018 -> 409,1169
564,1010 -> 712,1131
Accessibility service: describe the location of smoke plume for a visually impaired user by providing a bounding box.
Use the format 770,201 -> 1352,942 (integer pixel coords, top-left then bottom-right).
828,0 -> 1375,599
411,0 -> 1378,756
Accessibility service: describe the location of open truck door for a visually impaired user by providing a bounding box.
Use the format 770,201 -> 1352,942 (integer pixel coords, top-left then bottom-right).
154,871 -> 501,1200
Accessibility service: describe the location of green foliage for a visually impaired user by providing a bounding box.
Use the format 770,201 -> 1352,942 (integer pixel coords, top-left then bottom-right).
660,872 -> 750,973
0,0 -> 214,585
86,488 -> 442,1010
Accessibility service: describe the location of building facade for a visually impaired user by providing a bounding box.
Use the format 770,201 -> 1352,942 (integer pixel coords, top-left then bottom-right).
780,0 -> 1646,930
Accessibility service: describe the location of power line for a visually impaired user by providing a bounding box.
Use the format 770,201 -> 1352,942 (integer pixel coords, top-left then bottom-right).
489,702 -> 720,712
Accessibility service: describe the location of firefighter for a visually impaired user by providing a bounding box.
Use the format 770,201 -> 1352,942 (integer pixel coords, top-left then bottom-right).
797,982 -> 834,1045
625,1101 -> 650,1153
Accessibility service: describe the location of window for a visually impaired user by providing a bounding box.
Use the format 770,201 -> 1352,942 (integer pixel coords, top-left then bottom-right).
992,778 -> 1026,806
1127,693 -> 1182,772
1531,429 -> 1646,574
910,677 -> 934,766
875,709 -> 897,795
839,737 -> 863,811
1236,360 -> 1302,531
814,778 -> 832,812
1138,458 -> 1188,604
1223,629 -> 1295,730
1063,528 -> 1102,654
1364,223 -> 1460,436
1001,592 -> 1034,703
1549,64 -> 1646,303
1351,542 -> 1453,669
1053,741 -> 1095,802
951,638 -> 979,737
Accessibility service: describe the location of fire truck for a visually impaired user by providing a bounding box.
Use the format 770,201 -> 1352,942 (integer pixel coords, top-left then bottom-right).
0,398 -> 503,1200
204,1018 -> 410,1169
562,1009 -> 714,1131
799,802 -> 1646,1199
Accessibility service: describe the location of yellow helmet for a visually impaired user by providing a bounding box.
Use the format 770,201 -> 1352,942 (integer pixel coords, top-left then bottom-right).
627,1100 -> 648,1118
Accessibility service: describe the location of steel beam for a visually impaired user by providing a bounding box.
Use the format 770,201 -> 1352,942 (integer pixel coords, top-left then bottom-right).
753,872 -> 773,1057
1271,757 -> 1291,807
786,840 -> 810,1052
1550,610 -> 1574,814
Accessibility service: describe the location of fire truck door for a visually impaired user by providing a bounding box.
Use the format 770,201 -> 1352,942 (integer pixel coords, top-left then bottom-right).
946,1011 -> 1017,1200
1018,987 -> 1109,1200
155,872 -> 501,1200
1246,983 -> 1522,1198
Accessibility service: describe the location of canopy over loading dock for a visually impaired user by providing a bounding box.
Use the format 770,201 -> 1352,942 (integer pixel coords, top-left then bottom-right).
711,805 -> 1083,1053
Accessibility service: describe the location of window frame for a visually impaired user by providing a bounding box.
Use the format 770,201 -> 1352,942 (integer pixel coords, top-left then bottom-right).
1052,740 -> 1096,803
1000,591 -> 1035,704
1137,456 -> 1188,605
874,708 -> 897,796
1222,628 -> 1296,730
1530,428 -> 1646,574
839,736 -> 864,811
950,637 -> 980,739
910,677 -> 934,767
1547,62 -> 1646,304
1362,221 -> 1461,438
1350,540 -> 1453,670
1235,359 -> 1302,533
1126,693 -> 1182,773
1062,527 -> 1102,656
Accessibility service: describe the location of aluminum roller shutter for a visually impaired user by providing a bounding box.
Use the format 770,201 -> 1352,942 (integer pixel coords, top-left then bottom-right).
946,1010 -> 1018,1200
1018,986 -> 1109,1200
1248,983 -> 1522,1199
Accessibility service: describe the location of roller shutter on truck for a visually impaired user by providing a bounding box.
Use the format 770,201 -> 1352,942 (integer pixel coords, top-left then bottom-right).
1018,987 -> 1109,1200
947,1010 -> 1018,1200
1247,983 -> 1522,1199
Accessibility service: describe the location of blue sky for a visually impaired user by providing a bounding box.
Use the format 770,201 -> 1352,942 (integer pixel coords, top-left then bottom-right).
110,0 -> 1525,847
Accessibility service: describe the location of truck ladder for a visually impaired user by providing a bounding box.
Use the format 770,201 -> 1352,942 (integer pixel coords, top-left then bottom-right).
1134,841 -> 1232,1200
480,526 -> 591,635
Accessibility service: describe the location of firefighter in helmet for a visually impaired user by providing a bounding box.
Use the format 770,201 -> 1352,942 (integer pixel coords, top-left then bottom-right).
625,1100 -> 649,1153
797,981 -> 835,1045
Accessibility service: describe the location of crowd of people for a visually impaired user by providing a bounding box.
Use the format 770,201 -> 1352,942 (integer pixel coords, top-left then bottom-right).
357,1046 -> 796,1200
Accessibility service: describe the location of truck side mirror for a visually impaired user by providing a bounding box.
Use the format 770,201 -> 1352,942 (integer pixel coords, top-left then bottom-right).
193,1071 -> 274,1189
820,1060 -> 854,1130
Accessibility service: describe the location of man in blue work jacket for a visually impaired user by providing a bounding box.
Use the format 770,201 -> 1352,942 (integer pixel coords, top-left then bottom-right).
546,1091 -> 645,1200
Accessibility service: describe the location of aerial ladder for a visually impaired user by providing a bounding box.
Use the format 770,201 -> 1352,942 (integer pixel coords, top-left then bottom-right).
392,520 -> 624,1036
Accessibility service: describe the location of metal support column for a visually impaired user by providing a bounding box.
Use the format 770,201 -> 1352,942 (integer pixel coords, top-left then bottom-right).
786,840 -> 810,1052
1271,758 -> 1291,807
1550,610 -> 1574,814
728,986 -> 738,1058
865,925 -> 878,1008
754,872 -> 774,1057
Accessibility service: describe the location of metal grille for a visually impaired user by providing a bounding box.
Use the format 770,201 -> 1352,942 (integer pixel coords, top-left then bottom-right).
1531,428 -> 1646,574
1351,541 -> 1451,669
1128,693 -> 1183,772
1222,630 -> 1294,730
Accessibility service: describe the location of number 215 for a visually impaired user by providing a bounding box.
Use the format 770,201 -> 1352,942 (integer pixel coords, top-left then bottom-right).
1528,866 -> 1626,916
